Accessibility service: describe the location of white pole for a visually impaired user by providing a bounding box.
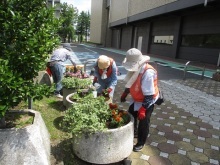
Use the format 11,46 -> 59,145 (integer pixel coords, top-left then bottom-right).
217,52 -> 220,66
52,0 -> 54,7
204,0 -> 208,6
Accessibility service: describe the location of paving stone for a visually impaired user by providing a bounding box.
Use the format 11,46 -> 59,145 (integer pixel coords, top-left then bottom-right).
156,113 -> 170,119
179,131 -> 197,140
206,138 -> 220,147
157,142 -> 178,154
179,111 -> 193,117
148,135 -> 167,144
141,145 -> 160,156
169,153 -> 191,165
204,149 -> 220,161
164,132 -> 182,141
183,123 -> 200,130
193,129 -> 212,138
156,125 -> 173,133
187,151 -> 209,164
170,125 -> 187,132
130,159 -> 150,165
191,139 -> 211,149
129,151 -> 142,159
148,155 -> 172,165
175,141 -> 195,151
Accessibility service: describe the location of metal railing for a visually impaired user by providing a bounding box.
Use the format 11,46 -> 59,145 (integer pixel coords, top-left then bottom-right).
183,61 -> 206,80
83,59 -> 97,73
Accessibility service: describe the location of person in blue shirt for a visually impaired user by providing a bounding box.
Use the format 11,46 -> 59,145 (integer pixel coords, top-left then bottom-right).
93,55 -> 118,103
48,45 -> 76,98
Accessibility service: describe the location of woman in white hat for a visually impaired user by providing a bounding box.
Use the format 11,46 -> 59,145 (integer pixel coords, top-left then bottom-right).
120,48 -> 159,152
93,55 -> 118,103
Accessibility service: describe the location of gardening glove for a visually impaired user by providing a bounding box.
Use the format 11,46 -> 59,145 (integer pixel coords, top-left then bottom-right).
93,77 -> 98,86
120,88 -> 130,102
138,106 -> 146,120
107,88 -> 112,94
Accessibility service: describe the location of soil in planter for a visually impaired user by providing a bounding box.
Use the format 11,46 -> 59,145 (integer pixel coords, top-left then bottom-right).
0,113 -> 34,129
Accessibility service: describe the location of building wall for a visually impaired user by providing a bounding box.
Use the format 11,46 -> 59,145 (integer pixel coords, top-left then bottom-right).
90,0 -> 103,44
90,0 -> 220,65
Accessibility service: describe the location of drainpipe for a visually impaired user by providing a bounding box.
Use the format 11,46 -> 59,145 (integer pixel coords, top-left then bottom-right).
204,0 -> 208,6
126,0 -> 130,24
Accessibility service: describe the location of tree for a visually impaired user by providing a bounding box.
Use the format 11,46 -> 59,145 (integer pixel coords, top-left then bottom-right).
0,0 -> 60,126
58,3 -> 78,43
76,11 -> 90,42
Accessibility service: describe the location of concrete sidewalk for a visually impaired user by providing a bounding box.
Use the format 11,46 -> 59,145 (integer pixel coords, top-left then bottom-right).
71,44 -> 220,165
114,78 -> 220,165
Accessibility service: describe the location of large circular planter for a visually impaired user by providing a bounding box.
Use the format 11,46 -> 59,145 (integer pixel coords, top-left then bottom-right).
66,90 -> 97,109
62,87 -> 76,108
72,113 -> 134,164
66,93 -> 76,109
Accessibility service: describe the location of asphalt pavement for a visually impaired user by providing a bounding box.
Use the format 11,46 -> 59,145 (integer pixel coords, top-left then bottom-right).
69,43 -> 220,165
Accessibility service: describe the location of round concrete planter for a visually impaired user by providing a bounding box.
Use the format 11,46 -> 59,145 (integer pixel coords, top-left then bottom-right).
0,109 -> 50,165
62,87 -> 76,108
72,113 -> 134,164
66,93 -> 76,109
66,90 -> 97,109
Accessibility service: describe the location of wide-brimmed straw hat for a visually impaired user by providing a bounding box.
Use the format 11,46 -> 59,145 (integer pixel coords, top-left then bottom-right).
122,48 -> 150,71
97,55 -> 110,69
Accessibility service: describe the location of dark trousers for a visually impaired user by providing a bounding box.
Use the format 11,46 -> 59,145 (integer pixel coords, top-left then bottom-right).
128,103 -> 154,145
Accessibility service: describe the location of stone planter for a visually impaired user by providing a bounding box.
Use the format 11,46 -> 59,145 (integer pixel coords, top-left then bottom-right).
62,87 -> 76,108
212,72 -> 220,82
72,113 -> 134,164
0,109 -> 50,165
66,90 -> 97,109
66,93 -> 76,109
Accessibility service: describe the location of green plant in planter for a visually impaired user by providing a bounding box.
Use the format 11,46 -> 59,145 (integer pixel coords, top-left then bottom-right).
70,88 -> 94,102
62,77 -> 92,89
0,0 -> 61,127
62,96 -> 111,136
62,95 -> 130,137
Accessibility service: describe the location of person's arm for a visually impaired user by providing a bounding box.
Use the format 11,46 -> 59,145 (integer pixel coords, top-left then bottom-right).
138,69 -> 155,120
108,61 -> 118,89
66,51 -> 77,72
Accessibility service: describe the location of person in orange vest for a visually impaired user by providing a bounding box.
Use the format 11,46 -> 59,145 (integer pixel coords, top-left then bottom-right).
93,55 -> 118,103
120,48 -> 159,152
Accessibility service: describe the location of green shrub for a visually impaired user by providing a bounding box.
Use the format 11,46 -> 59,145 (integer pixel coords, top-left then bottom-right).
0,0 -> 61,119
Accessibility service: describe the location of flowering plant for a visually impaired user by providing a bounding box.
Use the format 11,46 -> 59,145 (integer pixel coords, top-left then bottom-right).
62,96 -> 130,136
65,65 -> 89,79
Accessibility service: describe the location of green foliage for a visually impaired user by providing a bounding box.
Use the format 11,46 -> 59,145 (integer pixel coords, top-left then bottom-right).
58,3 -> 78,42
76,11 -> 90,42
0,0 -> 60,118
62,77 -> 92,89
62,96 -> 111,136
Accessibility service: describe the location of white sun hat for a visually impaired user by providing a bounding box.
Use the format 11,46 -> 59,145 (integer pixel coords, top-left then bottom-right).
122,48 -> 150,71
98,55 -> 111,69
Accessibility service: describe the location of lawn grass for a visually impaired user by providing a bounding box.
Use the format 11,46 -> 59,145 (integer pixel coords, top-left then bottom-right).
13,95 -> 89,165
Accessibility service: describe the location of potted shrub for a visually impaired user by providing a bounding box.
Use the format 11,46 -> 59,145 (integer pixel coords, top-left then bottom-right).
62,96 -> 134,164
0,0 -> 60,164
61,77 -> 92,107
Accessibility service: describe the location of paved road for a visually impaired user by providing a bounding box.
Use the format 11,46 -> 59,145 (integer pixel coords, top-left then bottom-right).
70,43 -> 220,165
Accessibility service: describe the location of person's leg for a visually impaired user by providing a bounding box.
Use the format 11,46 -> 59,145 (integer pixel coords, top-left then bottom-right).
50,63 -> 64,95
128,104 -> 138,135
134,104 -> 154,151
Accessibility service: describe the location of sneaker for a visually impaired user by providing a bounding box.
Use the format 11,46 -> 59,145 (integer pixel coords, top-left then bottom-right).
55,94 -> 63,99
133,143 -> 144,152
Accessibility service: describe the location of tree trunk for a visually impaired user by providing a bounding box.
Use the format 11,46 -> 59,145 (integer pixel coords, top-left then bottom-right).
0,117 -> 6,128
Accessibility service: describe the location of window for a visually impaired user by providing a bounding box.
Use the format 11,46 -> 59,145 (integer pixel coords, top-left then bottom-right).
181,34 -> 220,48
152,35 -> 174,45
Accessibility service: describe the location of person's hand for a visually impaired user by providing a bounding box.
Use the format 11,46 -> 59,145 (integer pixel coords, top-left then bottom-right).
120,92 -> 128,102
107,88 -> 112,94
138,106 -> 146,120
120,88 -> 129,102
